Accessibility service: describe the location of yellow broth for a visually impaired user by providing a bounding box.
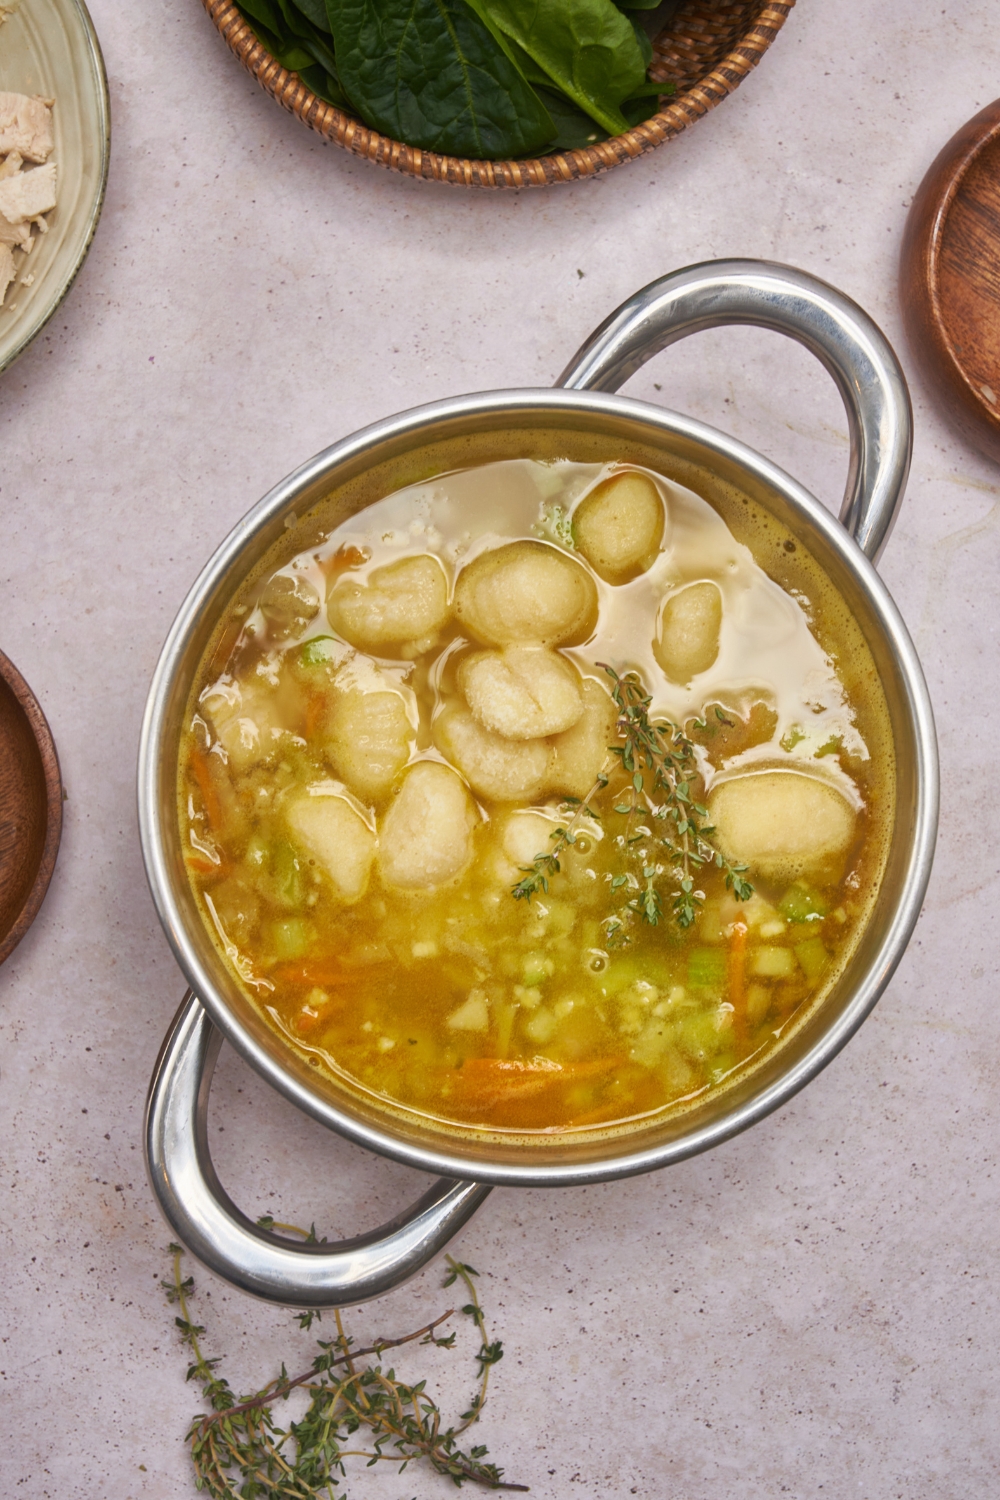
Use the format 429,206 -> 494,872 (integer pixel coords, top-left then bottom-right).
179,458 -> 890,1137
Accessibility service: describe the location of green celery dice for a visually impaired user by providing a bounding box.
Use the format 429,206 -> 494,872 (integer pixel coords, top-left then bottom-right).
300,635 -> 340,666
271,840 -> 305,909
778,882 -> 828,923
687,947 -> 727,990
269,918 -> 315,961
794,936 -> 829,983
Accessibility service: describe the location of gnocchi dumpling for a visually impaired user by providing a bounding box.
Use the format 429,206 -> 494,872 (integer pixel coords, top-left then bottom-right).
708,768 -> 857,882
573,471 -> 665,582
328,554 -> 450,652
286,791 -> 375,903
325,686 -> 411,801
548,675 -> 617,799
453,540 -> 598,648
378,761 -> 477,890
201,678 -> 299,773
458,646 -> 584,740
486,809 -> 564,887
434,706 -> 552,803
654,580 -> 722,684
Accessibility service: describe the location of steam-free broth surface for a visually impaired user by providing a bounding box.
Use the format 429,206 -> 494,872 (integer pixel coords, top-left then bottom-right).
179,458 -> 890,1137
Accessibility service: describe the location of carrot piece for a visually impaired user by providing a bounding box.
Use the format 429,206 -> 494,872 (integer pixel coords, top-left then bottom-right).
452,1056 -> 623,1107
269,960 -> 359,988
190,747 -> 223,832
317,543 -> 371,580
461,1056 -> 621,1081
728,919 -> 748,1048
460,1058 -> 558,1077
305,691 -> 327,741
185,855 -> 226,878
565,1100 -> 633,1129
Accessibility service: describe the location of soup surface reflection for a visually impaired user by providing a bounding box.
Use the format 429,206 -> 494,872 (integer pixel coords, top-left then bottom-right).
179,459 -> 891,1135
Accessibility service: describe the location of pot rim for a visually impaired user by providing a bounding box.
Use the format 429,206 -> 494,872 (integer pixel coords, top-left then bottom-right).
138,385 -> 938,1188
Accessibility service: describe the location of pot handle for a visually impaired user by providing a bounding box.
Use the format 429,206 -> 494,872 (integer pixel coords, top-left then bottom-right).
556,259 -> 912,563
145,992 -> 493,1308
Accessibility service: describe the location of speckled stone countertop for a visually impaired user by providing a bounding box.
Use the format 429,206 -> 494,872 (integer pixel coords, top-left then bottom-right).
3,2 -> 999,1495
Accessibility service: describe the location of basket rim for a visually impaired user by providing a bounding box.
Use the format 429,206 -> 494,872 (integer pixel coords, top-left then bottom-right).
203,0 -> 795,187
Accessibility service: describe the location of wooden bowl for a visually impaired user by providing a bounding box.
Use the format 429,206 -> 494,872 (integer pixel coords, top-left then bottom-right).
203,0 -> 794,188
0,650 -> 62,967
901,99 -> 1000,464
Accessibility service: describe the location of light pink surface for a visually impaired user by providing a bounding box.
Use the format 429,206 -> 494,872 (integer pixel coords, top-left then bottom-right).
3,2 -> 998,1495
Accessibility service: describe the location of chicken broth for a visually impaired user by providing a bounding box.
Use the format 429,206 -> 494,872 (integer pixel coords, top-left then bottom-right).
179,457 -> 892,1136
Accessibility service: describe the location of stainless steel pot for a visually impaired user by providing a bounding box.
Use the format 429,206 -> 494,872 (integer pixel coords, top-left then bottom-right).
140,260 -> 938,1308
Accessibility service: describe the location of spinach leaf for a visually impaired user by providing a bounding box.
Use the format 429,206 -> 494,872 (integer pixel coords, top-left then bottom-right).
286,0 -> 332,32
237,2 -> 318,72
629,16 -> 653,70
327,0 -> 555,159
622,90 -> 662,126
298,61 -> 350,108
274,0 -> 340,73
532,85 -> 607,149
238,0 -> 286,36
468,0 -> 646,135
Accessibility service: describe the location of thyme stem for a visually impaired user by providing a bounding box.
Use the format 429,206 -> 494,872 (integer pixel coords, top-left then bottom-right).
192,1311 -> 456,1431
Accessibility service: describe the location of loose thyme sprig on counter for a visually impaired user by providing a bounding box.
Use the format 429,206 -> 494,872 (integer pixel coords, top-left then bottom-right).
512,664 -> 752,938
163,1236 -> 524,1498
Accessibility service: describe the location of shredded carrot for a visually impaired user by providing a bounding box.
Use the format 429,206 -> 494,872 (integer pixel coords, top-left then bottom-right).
305,691 -> 327,740
451,1055 -> 623,1107
461,1056 -> 621,1080
728,920 -> 748,1049
294,1008 -> 323,1035
460,1058 -> 559,1077
190,747 -> 223,832
565,1100 -> 635,1129
270,960 -> 359,988
185,855 -> 226,878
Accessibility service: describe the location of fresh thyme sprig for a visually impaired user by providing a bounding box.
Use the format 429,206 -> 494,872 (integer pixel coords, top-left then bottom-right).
163,1238 -> 525,1497
511,664 -> 752,936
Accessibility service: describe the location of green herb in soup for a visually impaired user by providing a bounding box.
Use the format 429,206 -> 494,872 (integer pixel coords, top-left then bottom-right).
179,458 -> 888,1136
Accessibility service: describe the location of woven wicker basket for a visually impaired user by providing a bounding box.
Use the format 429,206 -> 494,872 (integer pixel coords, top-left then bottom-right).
204,0 -> 794,188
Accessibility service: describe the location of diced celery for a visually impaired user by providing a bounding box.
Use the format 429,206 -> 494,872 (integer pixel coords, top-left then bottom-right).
710,1053 -> 737,1084
521,951 -> 554,986
746,982 -> 771,1026
687,947 -> 727,991
778,882 -> 828,923
269,917 -> 315,960
750,945 -> 796,979
794,936 -> 829,984
676,1008 -> 726,1061
299,635 -> 340,666
271,839 -> 305,909
598,956 -> 645,996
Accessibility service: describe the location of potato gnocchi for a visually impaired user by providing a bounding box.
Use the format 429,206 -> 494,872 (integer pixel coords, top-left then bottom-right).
181,458 -> 890,1137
